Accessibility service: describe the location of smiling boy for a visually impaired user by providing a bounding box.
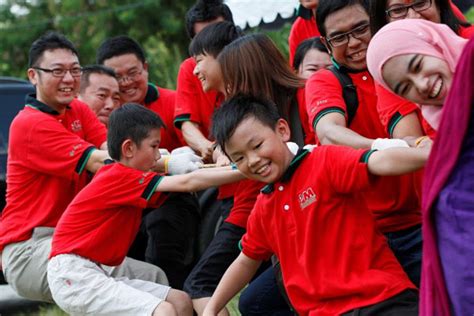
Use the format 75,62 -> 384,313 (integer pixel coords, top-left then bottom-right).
47,104 -> 243,316
203,94 -> 432,316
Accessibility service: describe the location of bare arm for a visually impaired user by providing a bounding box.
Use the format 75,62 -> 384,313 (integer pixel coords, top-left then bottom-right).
181,121 -> 214,162
367,143 -> 431,176
391,112 -> 425,139
203,253 -> 262,316
85,149 -> 110,173
316,112 -> 374,149
156,166 -> 244,192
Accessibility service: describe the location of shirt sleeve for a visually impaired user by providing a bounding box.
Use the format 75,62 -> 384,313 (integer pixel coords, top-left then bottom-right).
174,59 -> 201,128
26,118 -> 96,178
375,84 -> 419,137
305,69 -> 348,131
241,199 -> 273,261
322,146 -> 373,194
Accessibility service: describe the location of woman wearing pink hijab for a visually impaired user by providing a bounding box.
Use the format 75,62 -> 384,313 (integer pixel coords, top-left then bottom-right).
367,19 -> 467,130
369,20 -> 474,316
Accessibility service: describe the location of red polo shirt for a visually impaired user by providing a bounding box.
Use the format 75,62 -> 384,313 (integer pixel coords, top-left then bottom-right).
375,84 -> 437,139
306,69 -> 421,232
242,148 -> 415,316
225,179 -> 264,228
288,16 -> 320,66
296,87 -> 316,144
0,95 -> 106,251
50,163 -> 167,266
144,83 -> 184,151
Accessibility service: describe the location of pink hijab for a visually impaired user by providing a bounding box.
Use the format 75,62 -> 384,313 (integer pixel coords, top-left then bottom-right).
367,19 -> 467,129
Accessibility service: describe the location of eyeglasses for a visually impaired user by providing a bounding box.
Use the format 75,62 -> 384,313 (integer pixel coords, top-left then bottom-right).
116,68 -> 143,84
33,67 -> 82,77
326,23 -> 371,48
386,0 -> 432,19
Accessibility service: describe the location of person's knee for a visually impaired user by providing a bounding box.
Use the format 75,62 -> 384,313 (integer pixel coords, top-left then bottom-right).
166,289 -> 193,316
153,301 -> 177,316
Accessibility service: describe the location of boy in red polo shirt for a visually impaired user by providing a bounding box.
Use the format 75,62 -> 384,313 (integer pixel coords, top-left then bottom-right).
48,103 -> 243,316
305,0 -> 423,286
97,36 -> 201,289
204,94 -> 431,316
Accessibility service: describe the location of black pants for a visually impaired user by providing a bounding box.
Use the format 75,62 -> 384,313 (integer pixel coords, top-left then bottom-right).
128,192 -> 199,289
342,290 -> 418,316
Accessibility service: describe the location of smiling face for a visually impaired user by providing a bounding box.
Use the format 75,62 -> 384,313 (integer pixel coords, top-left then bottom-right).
322,4 -> 371,70
103,53 -> 149,104
127,128 -> 162,172
386,0 -> 440,23
28,48 -> 80,113
382,53 -> 452,105
193,53 -> 224,93
298,48 -> 332,79
225,117 -> 293,184
80,73 -> 121,126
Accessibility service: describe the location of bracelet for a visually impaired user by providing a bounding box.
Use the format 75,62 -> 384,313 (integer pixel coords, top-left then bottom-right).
163,156 -> 170,174
415,136 -> 429,147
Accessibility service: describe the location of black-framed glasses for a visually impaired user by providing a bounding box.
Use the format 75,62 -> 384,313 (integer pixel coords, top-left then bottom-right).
326,23 -> 371,48
33,67 -> 82,77
386,0 -> 432,19
116,68 -> 143,84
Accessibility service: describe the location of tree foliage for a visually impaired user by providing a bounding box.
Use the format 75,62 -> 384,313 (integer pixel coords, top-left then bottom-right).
0,0 -> 195,88
0,1 -> 294,89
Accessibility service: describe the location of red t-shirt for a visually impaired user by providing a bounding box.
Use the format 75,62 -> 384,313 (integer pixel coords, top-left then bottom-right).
174,57 -> 223,134
242,148 -> 415,316
296,87 -> 316,144
50,163 -> 167,266
375,84 -> 437,139
144,83 -> 184,151
225,179 -> 264,228
306,69 -> 421,232
288,16 -> 320,66
0,96 -> 107,251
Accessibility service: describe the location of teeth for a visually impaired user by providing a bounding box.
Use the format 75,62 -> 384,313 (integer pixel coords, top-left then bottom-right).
256,164 -> 269,175
60,88 -> 73,92
430,78 -> 442,98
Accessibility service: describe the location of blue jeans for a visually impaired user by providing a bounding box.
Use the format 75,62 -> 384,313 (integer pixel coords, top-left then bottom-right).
239,266 -> 294,316
384,225 -> 422,287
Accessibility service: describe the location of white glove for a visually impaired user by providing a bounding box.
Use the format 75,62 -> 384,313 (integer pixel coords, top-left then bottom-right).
371,138 -> 409,151
159,148 -> 171,156
171,146 -> 196,155
286,142 -> 299,155
166,153 -> 203,175
303,144 -> 317,152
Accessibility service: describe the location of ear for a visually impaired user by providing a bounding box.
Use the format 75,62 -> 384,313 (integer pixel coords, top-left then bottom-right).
275,118 -> 291,142
27,68 -> 38,85
320,37 -> 332,55
121,139 -> 135,159
143,61 -> 149,72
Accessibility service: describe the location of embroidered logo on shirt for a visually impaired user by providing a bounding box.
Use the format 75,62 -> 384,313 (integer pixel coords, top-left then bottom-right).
71,120 -> 82,132
69,144 -> 83,157
298,187 -> 317,209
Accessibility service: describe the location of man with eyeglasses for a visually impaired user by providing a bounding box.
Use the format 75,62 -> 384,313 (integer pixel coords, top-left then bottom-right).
97,35 -> 201,290
305,0 -> 422,311
0,32 -> 168,303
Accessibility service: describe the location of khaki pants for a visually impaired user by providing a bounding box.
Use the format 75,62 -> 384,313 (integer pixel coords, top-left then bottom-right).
1,227 -> 168,302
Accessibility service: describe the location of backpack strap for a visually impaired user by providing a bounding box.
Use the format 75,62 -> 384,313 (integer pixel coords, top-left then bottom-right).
329,65 -> 359,126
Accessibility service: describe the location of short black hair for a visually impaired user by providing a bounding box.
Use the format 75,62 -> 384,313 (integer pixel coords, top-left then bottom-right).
316,0 -> 370,37
28,31 -> 79,68
369,0 -> 470,35
80,64 -> 116,94
292,36 -> 327,70
211,94 -> 280,154
185,0 -> 234,39
108,103 -> 164,161
189,21 -> 242,57
96,35 -> 146,65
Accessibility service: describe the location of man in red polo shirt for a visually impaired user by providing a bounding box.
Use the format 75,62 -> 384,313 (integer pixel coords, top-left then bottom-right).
97,35 -> 200,289
305,0 -> 423,286
0,32 -> 167,302
204,94 -> 430,316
